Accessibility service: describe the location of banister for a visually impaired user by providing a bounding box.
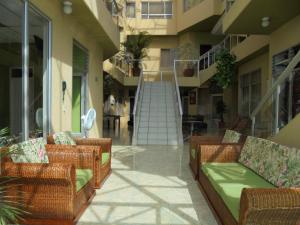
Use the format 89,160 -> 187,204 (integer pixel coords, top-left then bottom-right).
132,64 -> 143,116
250,50 -> 300,118
173,60 -> 183,116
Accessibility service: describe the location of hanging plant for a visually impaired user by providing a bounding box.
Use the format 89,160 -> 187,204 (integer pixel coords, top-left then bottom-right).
213,48 -> 236,89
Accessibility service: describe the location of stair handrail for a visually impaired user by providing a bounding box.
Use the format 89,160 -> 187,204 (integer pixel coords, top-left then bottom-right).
173,61 -> 183,117
132,61 -> 144,140
250,50 -> 300,134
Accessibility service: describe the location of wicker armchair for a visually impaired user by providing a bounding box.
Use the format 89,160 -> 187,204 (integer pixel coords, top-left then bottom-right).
1,145 -> 96,225
197,144 -> 300,225
47,135 -> 112,188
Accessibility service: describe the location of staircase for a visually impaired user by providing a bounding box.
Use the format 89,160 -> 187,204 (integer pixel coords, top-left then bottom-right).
135,81 -> 180,145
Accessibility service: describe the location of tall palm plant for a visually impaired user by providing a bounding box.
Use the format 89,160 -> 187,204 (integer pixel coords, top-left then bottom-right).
0,128 -> 25,225
122,31 -> 151,76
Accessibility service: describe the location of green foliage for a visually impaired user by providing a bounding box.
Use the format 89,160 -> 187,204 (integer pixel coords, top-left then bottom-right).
0,179 -> 26,225
213,48 -> 236,89
0,127 -> 26,225
121,31 -> 151,67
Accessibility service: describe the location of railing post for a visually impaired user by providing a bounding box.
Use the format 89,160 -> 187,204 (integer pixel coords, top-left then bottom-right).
251,116 -> 255,136
197,60 -> 200,78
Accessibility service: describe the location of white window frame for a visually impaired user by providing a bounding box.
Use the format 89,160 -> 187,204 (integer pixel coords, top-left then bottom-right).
141,1 -> 173,19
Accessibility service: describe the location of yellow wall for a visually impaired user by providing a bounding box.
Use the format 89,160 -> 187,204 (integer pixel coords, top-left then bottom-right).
272,113 -> 300,149
31,0 -> 107,138
176,0 -> 222,32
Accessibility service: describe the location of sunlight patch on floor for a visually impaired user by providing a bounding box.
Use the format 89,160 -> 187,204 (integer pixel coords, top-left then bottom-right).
78,145 -> 217,225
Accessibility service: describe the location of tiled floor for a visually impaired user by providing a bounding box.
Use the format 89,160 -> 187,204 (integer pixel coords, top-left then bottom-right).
78,145 -> 217,225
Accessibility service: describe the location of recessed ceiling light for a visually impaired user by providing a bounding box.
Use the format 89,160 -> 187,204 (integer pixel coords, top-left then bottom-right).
261,17 -> 270,28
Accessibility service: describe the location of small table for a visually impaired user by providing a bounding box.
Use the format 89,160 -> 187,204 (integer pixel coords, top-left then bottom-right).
183,120 -> 205,141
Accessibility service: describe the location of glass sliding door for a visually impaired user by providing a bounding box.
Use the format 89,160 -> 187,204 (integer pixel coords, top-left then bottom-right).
0,0 -> 24,141
28,5 -> 50,138
72,42 -> 88,135
0,0 -> 50,141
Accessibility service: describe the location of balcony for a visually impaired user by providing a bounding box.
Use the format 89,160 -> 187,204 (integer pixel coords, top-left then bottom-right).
222,0 -> 300,34
177,0 -> 223,33
81,0 -> 120,58
197,34 -> 269,85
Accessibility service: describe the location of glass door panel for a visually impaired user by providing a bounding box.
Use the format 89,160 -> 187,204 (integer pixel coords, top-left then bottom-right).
28,6 -> 50,138
0,0 -> 23,141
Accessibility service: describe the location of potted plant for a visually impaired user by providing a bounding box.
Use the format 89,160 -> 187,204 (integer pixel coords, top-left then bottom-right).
213,48 -> 236,89
216,100 -> 227,128
121,31 -> 151,76
177,43 -> 198,77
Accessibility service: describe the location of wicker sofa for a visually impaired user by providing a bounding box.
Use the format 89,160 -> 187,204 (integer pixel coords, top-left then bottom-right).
197,136 -> 300,225
189,129 -> 244,179
1,143 -> 97,225
47,133 -> 112,188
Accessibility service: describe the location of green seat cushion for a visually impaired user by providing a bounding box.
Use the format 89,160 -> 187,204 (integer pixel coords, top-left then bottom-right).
191,148 -> 196,159
76,169 -> 93,192
102,152 -> 110,165
202,163 -> 275,220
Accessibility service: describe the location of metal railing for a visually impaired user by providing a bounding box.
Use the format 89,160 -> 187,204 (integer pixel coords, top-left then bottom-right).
199,34 -> 248,70
173,62 -> 184,145
132,63 -> 144,145
250,50 -> 300,138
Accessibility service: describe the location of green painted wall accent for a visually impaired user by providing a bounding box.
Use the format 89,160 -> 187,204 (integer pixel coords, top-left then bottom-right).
72,76 -> 81,132
72,44 -> 88,133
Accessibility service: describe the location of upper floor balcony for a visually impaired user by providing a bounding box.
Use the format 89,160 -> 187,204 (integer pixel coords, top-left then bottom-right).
196,34 -> 269,85
222,0 -> 300,34
81,0 -> 120,58
177,0 -> 223,33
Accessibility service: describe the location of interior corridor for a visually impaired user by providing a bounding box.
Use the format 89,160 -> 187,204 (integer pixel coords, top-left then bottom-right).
78,145 -> 217,225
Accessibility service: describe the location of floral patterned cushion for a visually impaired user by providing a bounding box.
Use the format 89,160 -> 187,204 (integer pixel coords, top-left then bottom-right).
10,138 -> 49,163
53,131 -> 76,145
222,130 -> 241,143
238,136 -> 300,187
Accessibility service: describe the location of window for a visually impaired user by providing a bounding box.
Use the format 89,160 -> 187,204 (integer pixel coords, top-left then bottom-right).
160,49 -> 176,68
106,0 -> 118,16
126,2 -> 135,18
141,1 -> 172,19
240,70 -> 261,117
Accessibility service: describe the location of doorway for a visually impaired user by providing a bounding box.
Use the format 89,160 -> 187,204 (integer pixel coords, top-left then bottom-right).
72,42 -> 88,135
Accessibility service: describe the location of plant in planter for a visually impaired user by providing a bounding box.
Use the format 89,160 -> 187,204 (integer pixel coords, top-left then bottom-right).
216,100 -> 227,128
121,31 -> 151,76
0,128 -> 26,225
177,43 -> 198,77
213,48 -> 236,89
